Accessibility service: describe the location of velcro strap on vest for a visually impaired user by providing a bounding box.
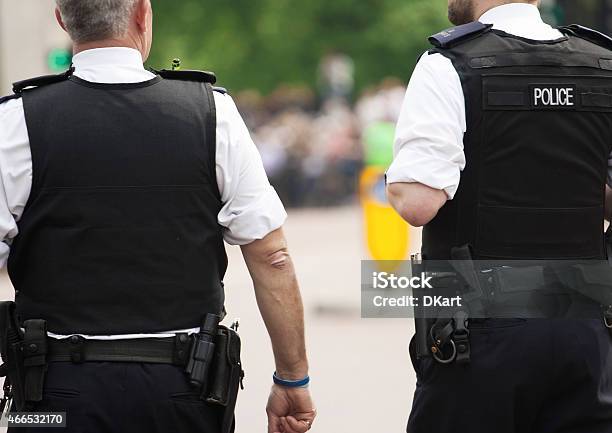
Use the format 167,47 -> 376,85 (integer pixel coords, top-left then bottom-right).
469,52 -> 612,70
47,336 -> 192,366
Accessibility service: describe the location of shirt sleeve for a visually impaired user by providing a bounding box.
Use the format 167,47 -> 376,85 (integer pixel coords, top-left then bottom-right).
214,92 -> 287,245
0,98 -> 33,268
386,52 -> 467,200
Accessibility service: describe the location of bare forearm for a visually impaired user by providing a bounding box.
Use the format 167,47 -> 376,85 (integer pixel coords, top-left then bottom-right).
254,263 -> 307,378
241,229 -> 308,379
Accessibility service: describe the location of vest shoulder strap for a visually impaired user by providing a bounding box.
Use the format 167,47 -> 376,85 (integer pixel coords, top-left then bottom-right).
12,69 -> 73,95
558,24 -> 612,52
155,69 -> 217,85
429,21 -> 493,49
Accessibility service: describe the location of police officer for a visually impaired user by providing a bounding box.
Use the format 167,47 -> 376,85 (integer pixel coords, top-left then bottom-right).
0,1 -> 316,432
387,1 -> 612,432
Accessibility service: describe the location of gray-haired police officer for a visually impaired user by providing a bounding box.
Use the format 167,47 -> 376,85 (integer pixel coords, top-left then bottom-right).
0,1 -> 316,432
387,1 -> 612,432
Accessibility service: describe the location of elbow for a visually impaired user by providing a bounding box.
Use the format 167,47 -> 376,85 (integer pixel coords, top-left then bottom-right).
248,230 -> 293,270
394,203 -> 438,227
267,247 -> 291,270
387,183 -> 446,227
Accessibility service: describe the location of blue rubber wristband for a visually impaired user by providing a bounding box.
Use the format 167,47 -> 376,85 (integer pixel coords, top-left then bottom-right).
273,372 -> 310,388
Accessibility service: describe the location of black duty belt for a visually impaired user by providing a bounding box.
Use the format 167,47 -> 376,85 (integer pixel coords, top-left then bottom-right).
430,263 -> 612,304
46,334 -> 193,366
414,246 -> 612,366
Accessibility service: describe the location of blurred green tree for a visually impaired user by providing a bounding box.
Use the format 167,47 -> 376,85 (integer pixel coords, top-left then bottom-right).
148,0 -> 449,95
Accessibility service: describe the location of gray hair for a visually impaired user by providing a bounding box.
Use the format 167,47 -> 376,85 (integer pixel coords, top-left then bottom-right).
55,0 -> 139,44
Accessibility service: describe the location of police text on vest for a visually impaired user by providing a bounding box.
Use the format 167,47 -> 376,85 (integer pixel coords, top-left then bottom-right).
533,86 -> 575,107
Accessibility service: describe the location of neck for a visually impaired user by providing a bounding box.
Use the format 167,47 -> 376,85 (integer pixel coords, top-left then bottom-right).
475,1 -> 537,21
73,35 -> 144,58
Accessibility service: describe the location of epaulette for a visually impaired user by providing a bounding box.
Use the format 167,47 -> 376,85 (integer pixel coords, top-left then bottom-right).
0,93 -> 21,105
212,86 -> 227,94
429,21 -> 493,49
558,24 -> 612,51
156,69 -> 217,85
12,68 -> 73,95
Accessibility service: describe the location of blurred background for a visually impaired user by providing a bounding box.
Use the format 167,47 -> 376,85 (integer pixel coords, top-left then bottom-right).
0,0 -> 608,432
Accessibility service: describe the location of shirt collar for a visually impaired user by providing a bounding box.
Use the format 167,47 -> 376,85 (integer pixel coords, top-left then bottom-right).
477,3 -> 563,41
71,47 -> 156,84
73,47 -> 145,70
479,3 -> 544,28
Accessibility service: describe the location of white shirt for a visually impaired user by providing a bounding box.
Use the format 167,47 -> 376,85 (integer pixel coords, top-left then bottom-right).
386,3 -> 612,198
0,47 -> 287,339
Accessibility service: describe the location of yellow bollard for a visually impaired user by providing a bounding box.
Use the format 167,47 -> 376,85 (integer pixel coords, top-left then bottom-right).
360,166 -> 410,261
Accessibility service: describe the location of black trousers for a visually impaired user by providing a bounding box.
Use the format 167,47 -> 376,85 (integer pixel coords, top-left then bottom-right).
9,362 -> 224,433
408,319 -> 612,433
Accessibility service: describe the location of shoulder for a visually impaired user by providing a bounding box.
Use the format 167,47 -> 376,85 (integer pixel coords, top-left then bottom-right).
0,93 -> 25,138
0,94 -> 24,122
428,21 -> 493,49
0,70 -> 72,112
0,69 -> 72,110
411,51 -> 461,88
212,90 -> 244,131
0,93 -> 21,106
0,69 -> 72,108
558,24 -> 612,51
417,50 -> 458,72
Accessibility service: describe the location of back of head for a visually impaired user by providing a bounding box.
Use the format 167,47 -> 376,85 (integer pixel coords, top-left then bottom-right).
55,0 -> 138,44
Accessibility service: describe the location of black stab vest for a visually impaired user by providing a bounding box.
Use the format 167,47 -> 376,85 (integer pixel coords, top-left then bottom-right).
8,74 -> 228,334
422,28 -> 612,260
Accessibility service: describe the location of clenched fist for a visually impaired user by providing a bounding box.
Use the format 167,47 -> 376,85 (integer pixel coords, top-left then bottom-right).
267,385 -> 316,433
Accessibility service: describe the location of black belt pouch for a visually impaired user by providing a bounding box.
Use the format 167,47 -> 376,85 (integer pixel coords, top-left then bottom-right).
206,326 -> 244,433
0,302 -> 26,410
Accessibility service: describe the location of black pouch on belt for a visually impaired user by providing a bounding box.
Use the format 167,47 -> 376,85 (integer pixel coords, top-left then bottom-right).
206,325 -> 244,433
0,301 -> 25,411
21,320 -> 48,405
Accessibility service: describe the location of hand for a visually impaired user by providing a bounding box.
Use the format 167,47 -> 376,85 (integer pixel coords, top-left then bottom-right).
267,384 -> 317,433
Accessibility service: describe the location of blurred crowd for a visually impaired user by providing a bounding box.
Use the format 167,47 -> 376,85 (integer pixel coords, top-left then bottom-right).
234,75 -> 406,208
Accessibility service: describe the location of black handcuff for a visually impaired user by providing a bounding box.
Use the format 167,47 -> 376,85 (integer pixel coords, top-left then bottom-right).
429,311 -> 470,364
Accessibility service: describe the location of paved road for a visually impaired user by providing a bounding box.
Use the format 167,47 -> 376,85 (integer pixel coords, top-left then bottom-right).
0,206 -> 419,433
